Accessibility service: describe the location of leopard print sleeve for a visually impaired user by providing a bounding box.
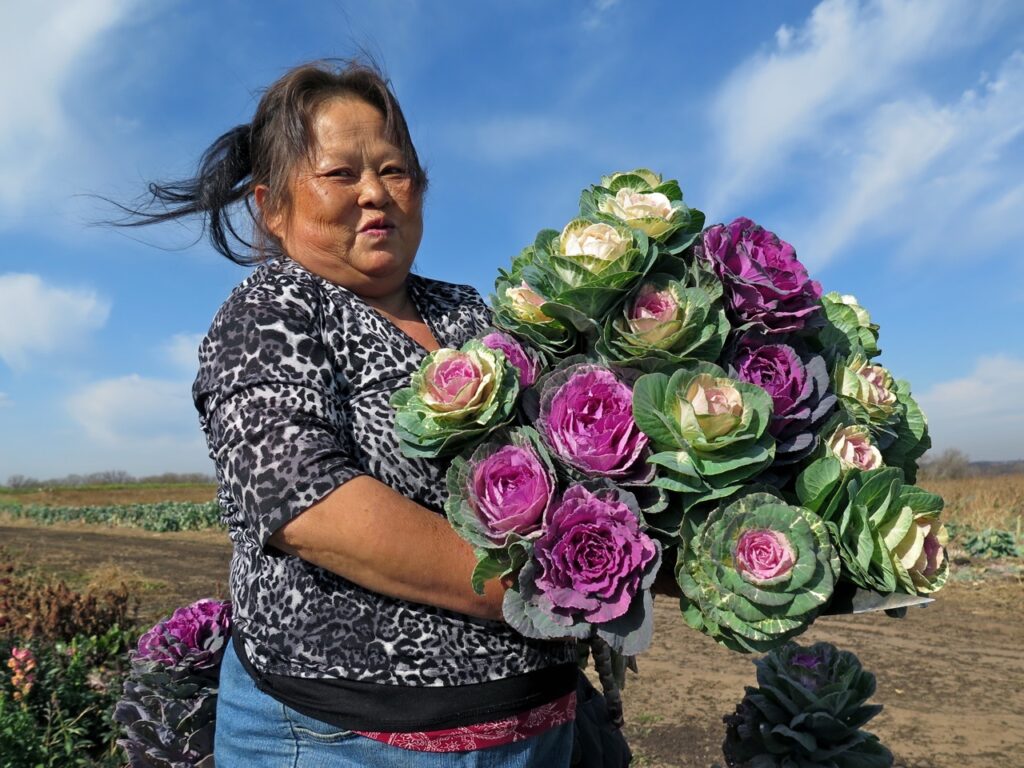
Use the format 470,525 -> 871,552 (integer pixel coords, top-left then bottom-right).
193,269 -> 365,548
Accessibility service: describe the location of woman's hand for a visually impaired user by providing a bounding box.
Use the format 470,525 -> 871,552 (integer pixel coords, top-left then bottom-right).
268,475 -> 508,622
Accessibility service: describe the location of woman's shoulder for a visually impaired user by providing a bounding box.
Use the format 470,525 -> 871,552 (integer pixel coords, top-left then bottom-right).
214,258 -> 327,321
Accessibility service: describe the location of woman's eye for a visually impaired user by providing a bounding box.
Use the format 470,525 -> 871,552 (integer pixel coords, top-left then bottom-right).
381,165 -> 407,176
323,168 -> 355,179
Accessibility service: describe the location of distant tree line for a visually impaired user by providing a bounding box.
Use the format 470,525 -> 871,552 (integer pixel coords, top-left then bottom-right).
3,471 -> 215,489
917,449 -> 1024,480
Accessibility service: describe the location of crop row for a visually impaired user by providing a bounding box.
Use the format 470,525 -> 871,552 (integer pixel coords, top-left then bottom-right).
0,501 -> 224,532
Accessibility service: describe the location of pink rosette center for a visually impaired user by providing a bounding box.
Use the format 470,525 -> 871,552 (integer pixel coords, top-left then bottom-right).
734,529 -> 795,585
425,354 -> 482,409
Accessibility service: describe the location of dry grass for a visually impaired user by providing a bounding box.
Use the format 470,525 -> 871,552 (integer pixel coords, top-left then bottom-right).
918,473 -> 1024,532
0,484 -> 217,507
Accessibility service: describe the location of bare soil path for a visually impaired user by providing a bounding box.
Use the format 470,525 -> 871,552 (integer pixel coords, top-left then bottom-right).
2,520 -> 1021,767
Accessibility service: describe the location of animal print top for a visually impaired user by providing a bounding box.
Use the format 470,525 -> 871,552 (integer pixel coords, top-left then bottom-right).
193,257 -> 575,687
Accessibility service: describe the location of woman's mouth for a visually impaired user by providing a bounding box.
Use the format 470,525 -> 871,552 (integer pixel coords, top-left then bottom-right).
359,219 -> 394,237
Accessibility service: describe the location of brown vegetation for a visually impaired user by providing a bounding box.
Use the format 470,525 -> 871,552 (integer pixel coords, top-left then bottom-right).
918,472 -> 1024,531
0,547 -> 137,642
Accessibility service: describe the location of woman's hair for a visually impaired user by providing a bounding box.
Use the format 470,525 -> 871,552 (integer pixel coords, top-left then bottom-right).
117,59 -> 426,265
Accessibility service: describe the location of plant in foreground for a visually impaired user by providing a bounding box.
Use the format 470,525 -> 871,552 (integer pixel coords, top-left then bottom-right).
115,599 -> 231,767
722,641 -> 892,768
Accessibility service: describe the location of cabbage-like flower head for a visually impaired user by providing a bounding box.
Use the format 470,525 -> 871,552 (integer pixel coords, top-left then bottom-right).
580,168 -> 705,254
445,428 -> 557,550
535,361 -> 650,481
723,641 -> 892,768
136,599 -> 232,671
502,482 -> 661,654
479,330 -> 545,388
632,363 -> 775,504
698,217 -> 822,334
728,337 -> 835,466
391,339 -> 519,458
827,424 -> 883,472
676,492 -> 838,653
835,355 -> 899,429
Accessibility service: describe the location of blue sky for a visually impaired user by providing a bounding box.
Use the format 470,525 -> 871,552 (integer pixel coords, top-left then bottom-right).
1,0 -> 1022,478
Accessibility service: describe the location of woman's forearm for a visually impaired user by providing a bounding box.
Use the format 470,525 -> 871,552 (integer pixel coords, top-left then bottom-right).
267,475 -> 507,622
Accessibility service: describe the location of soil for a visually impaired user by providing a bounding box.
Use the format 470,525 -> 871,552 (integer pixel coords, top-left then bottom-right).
1,519 -> 1021,768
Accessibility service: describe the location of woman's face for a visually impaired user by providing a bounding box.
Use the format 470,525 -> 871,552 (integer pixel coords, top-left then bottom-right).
263,97 -> 424,299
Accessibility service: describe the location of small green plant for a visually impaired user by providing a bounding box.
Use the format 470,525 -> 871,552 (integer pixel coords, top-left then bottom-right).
963,528 -> 1021,559
1,627 -> 136,767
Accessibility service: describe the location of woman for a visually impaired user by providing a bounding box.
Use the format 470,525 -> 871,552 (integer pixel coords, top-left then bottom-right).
129,60 -> 578,766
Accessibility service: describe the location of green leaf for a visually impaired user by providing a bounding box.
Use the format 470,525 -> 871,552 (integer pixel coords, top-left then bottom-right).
471,552 -> 509,595
797,458 -> 843,513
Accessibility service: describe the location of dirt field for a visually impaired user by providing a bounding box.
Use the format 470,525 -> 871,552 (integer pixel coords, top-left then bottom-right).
2,517 -> 1020,768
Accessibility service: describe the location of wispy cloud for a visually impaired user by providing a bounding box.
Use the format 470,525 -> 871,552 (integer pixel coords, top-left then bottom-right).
706,0 -> 1009,215
803,51 -> 1024,267
582,0 -> 621,30
0,273 -> 110,370
916,355 -> 1024,461
165,333 -> 205,376
454,115 -> 578,164
0,393 -> 10,408
0,0 -> 138,222
65,373 -> 198,444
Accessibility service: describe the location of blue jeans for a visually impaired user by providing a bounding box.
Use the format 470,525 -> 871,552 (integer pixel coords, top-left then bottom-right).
215,640 -> 574,767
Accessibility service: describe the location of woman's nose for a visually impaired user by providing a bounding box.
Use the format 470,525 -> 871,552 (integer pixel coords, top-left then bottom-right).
357,172 -> 390,208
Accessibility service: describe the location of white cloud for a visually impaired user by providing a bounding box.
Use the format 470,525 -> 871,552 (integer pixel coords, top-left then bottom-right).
706,0 -> 1009,214
65,373 -> 197,443
457,115 -> 578,163
803,51 -> 1024,267
0,273 -> 110,369
0,393 -> 10,408
916,355 -> 1024,461
165,333 -> 204,376
0,0 -> 138,221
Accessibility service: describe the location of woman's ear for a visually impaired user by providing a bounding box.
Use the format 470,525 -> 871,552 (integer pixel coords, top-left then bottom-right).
254,184 -> 285,240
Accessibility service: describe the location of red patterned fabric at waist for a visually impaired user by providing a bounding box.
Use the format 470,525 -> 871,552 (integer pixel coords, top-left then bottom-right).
352,690 -> 576,752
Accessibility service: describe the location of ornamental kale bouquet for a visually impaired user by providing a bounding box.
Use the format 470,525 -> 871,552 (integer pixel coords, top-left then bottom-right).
722,641 -> 893,768
391,167 -> 946,660
114,599 -> 231,768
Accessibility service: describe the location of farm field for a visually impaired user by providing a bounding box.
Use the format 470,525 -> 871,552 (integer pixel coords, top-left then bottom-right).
1,477 -> 1022,767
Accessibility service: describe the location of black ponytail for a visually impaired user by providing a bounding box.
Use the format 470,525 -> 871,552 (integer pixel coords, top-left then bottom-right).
115,124 -> 260,265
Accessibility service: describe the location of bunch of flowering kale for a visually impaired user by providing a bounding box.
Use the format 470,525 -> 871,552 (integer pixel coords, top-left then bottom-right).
391,168 -> 946,658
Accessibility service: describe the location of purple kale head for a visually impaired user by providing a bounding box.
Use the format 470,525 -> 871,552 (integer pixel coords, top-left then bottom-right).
699,218 -> 822,334
136,598 -> 232,670
729,337 -> 835,465
534,484 -> 659,625
479,330 -> 545,388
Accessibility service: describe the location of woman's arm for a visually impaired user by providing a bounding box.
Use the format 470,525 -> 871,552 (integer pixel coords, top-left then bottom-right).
268,475 -> 508,622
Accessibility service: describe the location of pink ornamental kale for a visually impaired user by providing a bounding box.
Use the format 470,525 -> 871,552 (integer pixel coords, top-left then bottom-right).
469,444 -> 552,541
699,218 -> 822,334
480,330 -> 544,388
534,485 -> 659,625
537,363 -> 649,479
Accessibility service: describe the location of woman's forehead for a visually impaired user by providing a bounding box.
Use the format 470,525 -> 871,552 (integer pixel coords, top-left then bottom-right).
311,98 -> 396,153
